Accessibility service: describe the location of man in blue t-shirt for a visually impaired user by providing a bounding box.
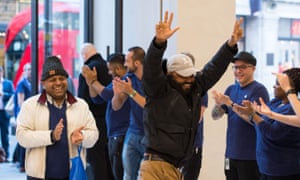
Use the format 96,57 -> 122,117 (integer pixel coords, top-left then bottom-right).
212,52 -> 269,180
112,47 -> 146,180
82,53 -> 130,180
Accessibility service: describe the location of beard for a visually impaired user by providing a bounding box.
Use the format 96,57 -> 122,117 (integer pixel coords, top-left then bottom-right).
127,66 -> 137,73
167,75 -> 194,95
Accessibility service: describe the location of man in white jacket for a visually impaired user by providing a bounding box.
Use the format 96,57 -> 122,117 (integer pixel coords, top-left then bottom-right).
16,56 -> 98,180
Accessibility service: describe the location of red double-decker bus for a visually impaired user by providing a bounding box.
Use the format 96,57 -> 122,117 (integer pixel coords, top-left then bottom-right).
4,2 -> 80,89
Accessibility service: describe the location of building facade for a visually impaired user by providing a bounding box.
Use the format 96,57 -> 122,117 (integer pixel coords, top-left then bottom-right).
237,0 -> 300,94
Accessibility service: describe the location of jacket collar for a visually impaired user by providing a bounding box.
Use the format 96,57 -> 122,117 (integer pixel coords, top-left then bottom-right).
37,90 -> 77,105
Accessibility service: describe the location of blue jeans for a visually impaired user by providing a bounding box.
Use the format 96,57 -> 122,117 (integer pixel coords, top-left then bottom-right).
122,131 -> 145,180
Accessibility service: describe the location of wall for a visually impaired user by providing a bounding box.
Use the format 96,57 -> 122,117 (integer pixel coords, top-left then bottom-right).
177,1 -> 235,179
94,1 -> 235,179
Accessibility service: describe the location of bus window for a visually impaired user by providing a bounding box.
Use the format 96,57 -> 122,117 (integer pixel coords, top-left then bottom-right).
4,2 -> 80,89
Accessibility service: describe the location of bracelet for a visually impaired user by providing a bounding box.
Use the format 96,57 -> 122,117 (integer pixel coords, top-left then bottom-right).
248,114 -> 254,125
129,90 -> 137,98
248,111 -> 258,126
285,89 -> 296,96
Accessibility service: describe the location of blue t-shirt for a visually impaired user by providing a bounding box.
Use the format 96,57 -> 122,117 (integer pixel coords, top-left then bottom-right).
14,78 -> 31,117
256,98 -> 300,176
193,93 -> 208,148
92,80 -> 130,138
126,73 -> 145,135
224,81 -> 269,160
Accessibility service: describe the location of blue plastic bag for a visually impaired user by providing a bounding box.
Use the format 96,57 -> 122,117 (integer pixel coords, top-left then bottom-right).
69,145 -> 87,180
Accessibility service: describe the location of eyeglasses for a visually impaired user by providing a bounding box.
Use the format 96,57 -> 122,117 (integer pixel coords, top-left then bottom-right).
232,65 -> 253,71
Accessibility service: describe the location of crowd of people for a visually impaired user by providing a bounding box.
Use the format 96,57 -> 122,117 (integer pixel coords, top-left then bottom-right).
0,10 -> 300,180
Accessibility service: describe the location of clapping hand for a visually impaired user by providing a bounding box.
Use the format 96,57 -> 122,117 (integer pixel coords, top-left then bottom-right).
82,65 -> 97,85
71,126 -> 84,145
252,97 -> 272,117
211,90 -> 231,106
53,119 -> 64,141
113,77 -> 133,95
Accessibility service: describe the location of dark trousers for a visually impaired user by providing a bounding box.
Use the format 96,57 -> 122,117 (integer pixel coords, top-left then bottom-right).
260,173 -> 300,180
0,110 -> 10,159
108,135 -> 125,180
12,143 -> 25,168
19,144 -> 26,167
181,147 -> 202,180
224,158 -> 260,180
87,138 -> 113,180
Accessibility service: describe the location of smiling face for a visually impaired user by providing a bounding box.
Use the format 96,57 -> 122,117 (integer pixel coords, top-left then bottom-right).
107,62 -> 117,78
42,75 -> 68,105
232,60 -> 255,87
168,71 -> 195,94
107,62 -> 124,78
125,51 -> 138,73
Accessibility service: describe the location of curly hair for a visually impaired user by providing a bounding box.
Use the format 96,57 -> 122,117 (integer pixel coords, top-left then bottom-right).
283,67 -> 300,94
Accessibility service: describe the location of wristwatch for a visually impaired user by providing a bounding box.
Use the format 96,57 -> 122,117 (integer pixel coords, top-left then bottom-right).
129,90 -> 137,98
285,89 -> 297,96
248,114 -> 255,125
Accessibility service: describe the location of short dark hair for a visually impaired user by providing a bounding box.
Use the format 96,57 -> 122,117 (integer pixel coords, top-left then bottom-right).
128,46 -> 145,65
283,67 -> 300,94
107,53 -> 125,65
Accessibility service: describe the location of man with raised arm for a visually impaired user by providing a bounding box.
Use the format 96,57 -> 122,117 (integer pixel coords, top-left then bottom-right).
139,11 -> 243,179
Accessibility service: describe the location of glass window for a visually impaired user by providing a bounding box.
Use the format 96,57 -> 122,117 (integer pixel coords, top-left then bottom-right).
4,0 -> 82,94
236,0 -> 300,96
279,18 -> 291,39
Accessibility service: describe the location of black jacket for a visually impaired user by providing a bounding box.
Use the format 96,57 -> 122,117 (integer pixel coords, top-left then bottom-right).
142,38 -> 237,167
78,53 -> 112,118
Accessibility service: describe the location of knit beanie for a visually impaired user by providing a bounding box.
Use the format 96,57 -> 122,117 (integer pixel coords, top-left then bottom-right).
41,56 -> 68,81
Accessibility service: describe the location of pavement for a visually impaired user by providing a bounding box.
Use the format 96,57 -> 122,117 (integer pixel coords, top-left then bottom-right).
0,127 -> 26,180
